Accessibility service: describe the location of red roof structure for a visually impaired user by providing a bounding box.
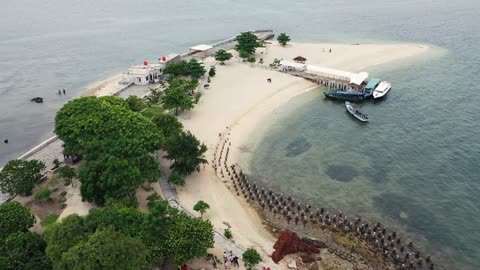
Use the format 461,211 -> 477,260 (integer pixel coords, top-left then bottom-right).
293,56 -> 307,63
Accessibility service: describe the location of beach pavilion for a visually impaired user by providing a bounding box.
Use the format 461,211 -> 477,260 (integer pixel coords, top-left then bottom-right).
293,56 -> 307,64
122,61 -> 163,86
190,44 -> 213,54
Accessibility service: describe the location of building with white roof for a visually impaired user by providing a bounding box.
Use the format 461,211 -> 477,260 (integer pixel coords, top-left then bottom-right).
306,65 -> 368,86
190,44 -> 213,53
123,61 -> 163,86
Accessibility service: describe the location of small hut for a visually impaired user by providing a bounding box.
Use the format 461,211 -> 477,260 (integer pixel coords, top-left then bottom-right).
293,56 -> 307,64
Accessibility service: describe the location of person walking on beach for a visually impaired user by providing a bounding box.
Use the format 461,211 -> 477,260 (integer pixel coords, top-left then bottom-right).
58,89 -> 61,95
63,88 -> 66,95
329,48 -> 332,53
233,256 -> 239,267
223,251 -> 228,265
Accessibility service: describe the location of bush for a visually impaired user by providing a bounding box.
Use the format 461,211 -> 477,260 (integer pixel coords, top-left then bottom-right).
242,248 -> 262,269
247,56 -> 256,63
209,67 -> 216,77
41,214 -> 59,227
194,92 -> 202,104
168,172 -> 185,186
224,228 -> 232,239
35,188 -> 52,200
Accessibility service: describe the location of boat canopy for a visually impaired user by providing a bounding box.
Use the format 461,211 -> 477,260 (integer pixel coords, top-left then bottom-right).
307,65 -> 368,85
365,78 -> 381,90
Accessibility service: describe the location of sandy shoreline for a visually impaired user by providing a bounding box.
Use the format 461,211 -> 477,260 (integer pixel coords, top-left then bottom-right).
175,42 -> 431,267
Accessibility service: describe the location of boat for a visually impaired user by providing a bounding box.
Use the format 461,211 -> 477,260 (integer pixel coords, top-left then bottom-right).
345,101 -> 369,122
363,78 -> 381,98
30,97 -> 43,103
372,81 -> 392,99
324,91 -> 365,101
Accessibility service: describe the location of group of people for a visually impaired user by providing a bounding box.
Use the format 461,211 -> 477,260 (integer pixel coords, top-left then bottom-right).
223,251 -> 239,269
57,89 -> 66,95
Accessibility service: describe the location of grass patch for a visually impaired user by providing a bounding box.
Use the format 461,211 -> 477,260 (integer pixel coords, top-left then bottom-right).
41,214 -> 60,227
142,105 -> 165,119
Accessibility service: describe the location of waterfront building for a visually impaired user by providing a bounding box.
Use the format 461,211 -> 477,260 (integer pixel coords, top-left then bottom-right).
122,61 -> 163,85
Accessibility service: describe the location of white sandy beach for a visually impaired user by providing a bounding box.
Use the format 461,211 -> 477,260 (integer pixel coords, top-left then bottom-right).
175,42 -> 429,267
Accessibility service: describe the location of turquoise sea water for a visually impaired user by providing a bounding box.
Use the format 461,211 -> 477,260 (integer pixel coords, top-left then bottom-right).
0,0 -> 479,268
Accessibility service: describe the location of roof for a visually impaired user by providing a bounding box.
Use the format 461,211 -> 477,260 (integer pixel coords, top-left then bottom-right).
307,65 -> 368,85
365,78 -> 381,89
293,56 -> 307,61
190,44 -> 213,51
279,60 -> 307,69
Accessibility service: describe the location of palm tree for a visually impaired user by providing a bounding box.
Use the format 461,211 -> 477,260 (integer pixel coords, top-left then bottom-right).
164,131 -> 208,176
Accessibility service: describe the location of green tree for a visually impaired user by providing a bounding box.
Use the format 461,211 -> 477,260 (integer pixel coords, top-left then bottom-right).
0,159 -> 45,196
58,165 -> 76,187
145,87 -> 163,106
209,66 -> 216,77
239,50 -> 251,59
143,197 -> 180,264
162,80 -> 195,115
84,207 -> 146,238
187,59 -> 207,79
44,214 -> 89,267
215,50 -> 233,64
168,172 -> 185,186
0,231 -> 52,270
126,95 -> 145,112
59,228 -> 147,270
242,248 -> 262,269
247,56 -> 256,63
277,33 -> 291,46
79,154 -> 160,206
164,131 -> 208,176
163,61 -> 189,77
193,200 -> 210,218
0,201 -> 35,240
165,213 -> 214,265
35,188 -> 52,200
152,113 -> 183,139
235,32 -> 261,58
55,96 -> 162,157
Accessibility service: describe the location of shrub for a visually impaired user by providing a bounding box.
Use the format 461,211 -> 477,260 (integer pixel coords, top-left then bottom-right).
41,214 -> 59,227
35,188 -> 52,200
242,248 -> 262,269
194,92 -> 202,104
224,228 -> 233,239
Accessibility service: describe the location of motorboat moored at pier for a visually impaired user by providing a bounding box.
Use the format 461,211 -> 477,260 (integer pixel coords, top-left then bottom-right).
372,81 -> 392,99
345,101 -> 369,122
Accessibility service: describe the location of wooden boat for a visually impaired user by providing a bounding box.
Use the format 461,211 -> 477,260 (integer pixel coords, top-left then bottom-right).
345,101 -> 369,122
324,91 -> 364,102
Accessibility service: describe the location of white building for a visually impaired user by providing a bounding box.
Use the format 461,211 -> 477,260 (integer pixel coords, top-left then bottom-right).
123,61 -> 163,85
279,60 -> 307,72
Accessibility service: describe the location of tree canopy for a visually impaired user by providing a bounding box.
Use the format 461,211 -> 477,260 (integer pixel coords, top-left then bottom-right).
79,153 -> 160,206
152,113 -> 184,139
242,248 -> 262,269
215,49 -> 233,64
193,200 -> 210,217
0,201 -> 35,240
161,78 -> 197,115
0,159 -> 45,196
164,213 -> 214,265
277,33 -> 291,46
0,231 -> 52,270
55,96 -> 163,205
55,96 -> 162,157
164,131 -> 208,176
58,166 -> 76,187
235,32 -> 262,58
59,228 -> 147,270
125,95 -> 146,112
163,59 -> 206,79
